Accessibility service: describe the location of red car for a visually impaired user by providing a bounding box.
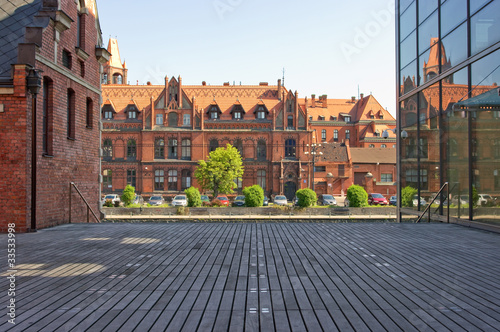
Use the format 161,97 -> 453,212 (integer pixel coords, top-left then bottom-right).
215,195 -> 230,206
368,193 -> 388,205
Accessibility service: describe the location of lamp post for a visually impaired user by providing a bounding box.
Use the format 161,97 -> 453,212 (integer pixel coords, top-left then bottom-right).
27,68 -> 42,232
304,143 -> 323,192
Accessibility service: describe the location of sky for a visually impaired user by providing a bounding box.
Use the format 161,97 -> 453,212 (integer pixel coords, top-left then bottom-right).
97,0 -> 396,115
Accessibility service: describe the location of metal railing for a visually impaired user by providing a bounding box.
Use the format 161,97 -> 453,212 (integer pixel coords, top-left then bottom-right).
69,182 -> 101,223
416,182 -> 449,223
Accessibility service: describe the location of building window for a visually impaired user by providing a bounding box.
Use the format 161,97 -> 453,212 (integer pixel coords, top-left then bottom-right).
62,50 -> 72,69
103,169 -> 112,189
334,129 -> 338,142
103,139 -> 113,158
314,166 -> 326,172
381,144 -> 387,148
288,103 -> 293,113
234,139 -> 243,156
234,177 -> 242,190
181,169 -> 191,190
495,170 -> 500,190
257,140 -> 266,160
154,170 -> 164,191
181,139 -> 191,160
168,112 -> 178,127
102,74 -> 108,84
369,144 -> 375,148
287,115 -> 293,128
257,111 -> 266,119
156,114 -> 163,125
79,60 -> 85,78
42,78 -> 52,155
370,115 -> 375,119
339,165 -> 345,177
168,170 -> 178,190
379,114 -> 384,119
86,98 -> 93,128
257,170 -> 266,190
494,139 -> 500,158
210,106 -> 219,119
168,139 -> 177,159
127,139 -> 136,159
104,110 -> 113,119
381,173 -> 393,182
285,139 -> 296,158
419,138 -> 428,158
128,110 -> 137,119
113,74 -> 122,84
345,129 -> 350,141
127,169 -> 136,188
448,138 -> 458,159
321,129 -> 326,141
155,138 -> 165,159
405,169 -> 428,190
393,144 -> 396,148
183,114 -> 191,125
344,116 -> 351,123
209,139 -> 219,152
67,89 -> 75,139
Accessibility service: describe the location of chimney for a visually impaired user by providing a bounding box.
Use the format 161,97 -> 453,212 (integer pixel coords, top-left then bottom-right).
360,93 -> 364,99
178,76 -> 183,108
223,82 -> 230,86
259,82 -> 268,86
322,94 -> 327,108
351,96 -> 356,103
202,81 -> 206,86
147,81 -> 151,85
311,94 -> 316,108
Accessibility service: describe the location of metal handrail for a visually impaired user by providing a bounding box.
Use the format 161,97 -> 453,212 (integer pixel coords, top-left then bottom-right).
416,182 -> 449,223
69,182 -> 101,223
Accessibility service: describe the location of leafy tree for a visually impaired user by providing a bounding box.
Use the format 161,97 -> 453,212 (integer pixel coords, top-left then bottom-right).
346,185 -> 368,207
296,188 -> 317,207
185,186 -> 202,207
243,185 -> 264,207
121,185 -> 135,206
194,144 -> 244,198
401,185 -> 417,207
472,186 -> 479,207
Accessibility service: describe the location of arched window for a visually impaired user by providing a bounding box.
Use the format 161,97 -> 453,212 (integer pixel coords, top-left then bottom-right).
168,112 -> 178,127
345,129 -> 350,141
103,139 -> 113,158
209,139 -> 219,152
285,139 -> 296,158
369,144 -> 375,148
113,73 -> 123,84
154,170 -> 164,191
257,170 -> 266,191
86,98 -> 93,128
333,129 -> 338,142
155,138 -> 165,159
257,140 -> 266,160
381,144 -> 387,148
168,169 -> 178,190
156,113 -> 163,125
287,115 -> 293,128
181,169 -> 191,190
127,139 -> 136,159
127,169 -> 136,188
234,139 -> 244,156
181,139 -> 191,160
168,139 -> 177,159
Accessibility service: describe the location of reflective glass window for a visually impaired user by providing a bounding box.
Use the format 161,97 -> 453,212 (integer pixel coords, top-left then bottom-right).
418,11 -> 438,54
400,60 -> 417,96
441,23 -> 467,69
441,0 -> 467,37
471,0 -> 500,55
401,31 -> 417,69
470,0 -> 491,15
400,1 -> 417,40
418,0 -> 438,24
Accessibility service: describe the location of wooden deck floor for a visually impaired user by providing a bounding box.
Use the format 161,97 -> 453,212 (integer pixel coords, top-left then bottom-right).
1,222 -> 500,331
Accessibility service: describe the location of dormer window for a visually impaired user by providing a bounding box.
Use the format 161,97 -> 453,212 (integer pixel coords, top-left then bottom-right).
370,115 -> 375,119
344,116 -> 351,123
318,115 -> 325,121
330,116 -> 337,121
128,111 -> 137,119
210,106 -> 219,119
379,114 -> 384,119
125,104 -> 140,119
255,105 -> 267,119
102,104 -> 115,120
234,112 -> 242,119
231,105 -> 245,120
104,111 -> 113,119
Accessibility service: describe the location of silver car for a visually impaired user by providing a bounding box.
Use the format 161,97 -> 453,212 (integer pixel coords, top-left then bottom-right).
273,195 -> 288,206
172,195 -> 188,207
148,195 -> 165,206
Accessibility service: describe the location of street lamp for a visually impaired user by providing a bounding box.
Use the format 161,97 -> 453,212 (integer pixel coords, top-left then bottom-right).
27,68 -> 42,232
304,143 -> 323,192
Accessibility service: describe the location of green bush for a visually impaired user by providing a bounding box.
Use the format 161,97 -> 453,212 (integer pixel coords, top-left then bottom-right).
346,185 -> 368,207
472,186 -> 479,208
243,185 -> 264,207
121,185 -> 135,206
295,188 -> 317,207
185,186 -> 202,207
176,206 -> 190,215
401,186 -> 417,207
103,199 -> 113,207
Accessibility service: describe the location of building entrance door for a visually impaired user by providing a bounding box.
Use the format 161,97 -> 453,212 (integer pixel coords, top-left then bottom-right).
284,181 -> 296,201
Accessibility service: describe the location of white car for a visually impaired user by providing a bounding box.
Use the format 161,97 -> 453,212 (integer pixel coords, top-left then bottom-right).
477,194 -> 494,206
102,194 -> 120,206
171,195 -> 188,207
273,195 -> 288,206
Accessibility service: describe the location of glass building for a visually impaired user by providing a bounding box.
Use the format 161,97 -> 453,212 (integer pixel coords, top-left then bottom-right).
397,0 -> 500,224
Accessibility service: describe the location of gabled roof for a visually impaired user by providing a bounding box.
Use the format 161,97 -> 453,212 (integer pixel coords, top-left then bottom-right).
0,0 -> 44,78
350,148 -> 396,164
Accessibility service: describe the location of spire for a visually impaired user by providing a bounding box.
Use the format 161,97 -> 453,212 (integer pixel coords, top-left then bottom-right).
106,38 -> 123,69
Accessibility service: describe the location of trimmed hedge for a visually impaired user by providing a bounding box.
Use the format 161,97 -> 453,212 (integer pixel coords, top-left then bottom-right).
243,185 -> 264,207
185,186 -> 202,207
296,188 -> 317,207
346,185 -> 368,207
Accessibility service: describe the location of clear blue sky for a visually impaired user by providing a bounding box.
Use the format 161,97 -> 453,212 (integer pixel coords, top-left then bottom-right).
97,0 -> 396,115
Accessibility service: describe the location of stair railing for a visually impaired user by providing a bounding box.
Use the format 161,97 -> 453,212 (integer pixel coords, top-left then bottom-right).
69,182 -> 101,223
415,182 -> 449,223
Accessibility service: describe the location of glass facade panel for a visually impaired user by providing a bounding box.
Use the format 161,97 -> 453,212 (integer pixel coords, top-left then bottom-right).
401,31 -> 417,69
400,1 -> 416,40
418,0 -> 438,24
441,23 -> 467,69
418,11 -> 439,54
441,0 -> 467,36
471,0 -> 500,55
401,95 -> 418,127
400,60 -> 417,95
470,0 -> 491,15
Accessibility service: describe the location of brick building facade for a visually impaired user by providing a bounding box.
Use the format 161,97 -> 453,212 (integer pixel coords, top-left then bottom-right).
0,0 -> 108,232
101,40 -> 396,201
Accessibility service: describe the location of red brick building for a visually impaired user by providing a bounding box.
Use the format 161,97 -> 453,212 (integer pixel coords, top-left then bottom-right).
0,0 -> 108,232
101,40 -> 396,200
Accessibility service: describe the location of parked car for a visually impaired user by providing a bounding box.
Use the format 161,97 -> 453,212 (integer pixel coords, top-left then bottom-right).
344,198 -> 349,207
132,194 -> 144,205
102,194 -> 120,206
273,195 -> 288,206
171,194 -> 188,207
293,196 -> 299,206
368,193 -> 388,205
148,195 -> 165,206
263,196 -> 269,206
452,195 -> 468,205
389,195 -> 397,206
413,195 -> 427,207
317,194 -> 337,206
477,194 -> 495,206
201,195 -> 210,204
232,195 -> 246,207
215,195 -> 230,206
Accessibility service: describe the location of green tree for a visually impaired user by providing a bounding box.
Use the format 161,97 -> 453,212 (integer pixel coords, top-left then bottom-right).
121,185 -> 135,206
296,188 -> 317,207
346,185 -> 368,207
185,186 -> 202,207
194,144 -> 244,198
401,185 -> 417,207
472,186 -> 479,207
243,185 -> 264,207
